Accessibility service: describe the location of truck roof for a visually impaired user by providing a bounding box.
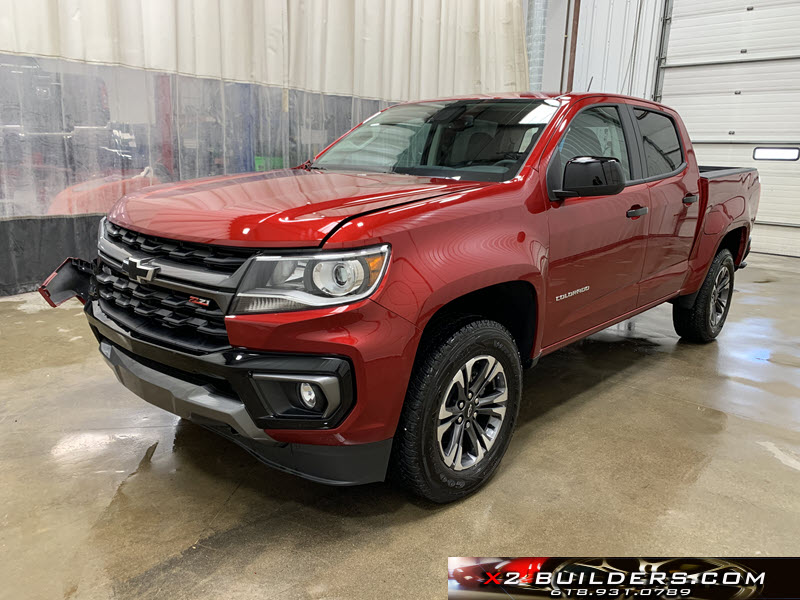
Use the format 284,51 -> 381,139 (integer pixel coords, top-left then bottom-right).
397,91 -> 672,112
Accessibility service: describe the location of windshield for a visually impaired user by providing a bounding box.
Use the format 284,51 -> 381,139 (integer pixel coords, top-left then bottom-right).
313,98 -> 560,182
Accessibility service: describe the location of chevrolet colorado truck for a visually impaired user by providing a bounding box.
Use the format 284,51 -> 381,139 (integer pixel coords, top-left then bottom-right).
39,93 -> 759,503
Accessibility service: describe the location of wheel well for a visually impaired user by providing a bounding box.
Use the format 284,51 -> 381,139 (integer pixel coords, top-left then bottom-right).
674,226 -> 748,309
421,281 -> 536,362
718,226 -> 747,265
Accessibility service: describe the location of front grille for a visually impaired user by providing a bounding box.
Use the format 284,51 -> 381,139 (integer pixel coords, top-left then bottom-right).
105,221 -> 255,274
95,262 -> 230,353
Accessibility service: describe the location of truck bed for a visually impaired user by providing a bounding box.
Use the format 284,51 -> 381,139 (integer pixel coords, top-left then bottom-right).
698,165 -> 758,179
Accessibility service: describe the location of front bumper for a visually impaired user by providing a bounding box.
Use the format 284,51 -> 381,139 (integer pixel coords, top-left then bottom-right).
100,338 -> 270,440
40,252 -> 420,483
88,301 -> 392,485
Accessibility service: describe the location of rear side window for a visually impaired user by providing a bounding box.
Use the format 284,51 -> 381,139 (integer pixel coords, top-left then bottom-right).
633,109 -> 683,177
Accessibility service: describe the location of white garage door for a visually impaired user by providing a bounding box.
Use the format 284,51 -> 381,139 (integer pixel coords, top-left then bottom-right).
656,0 -> 800,257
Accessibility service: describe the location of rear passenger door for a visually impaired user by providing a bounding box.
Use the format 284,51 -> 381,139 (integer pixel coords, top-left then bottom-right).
629,107 -> 701,306
542,102 -> 650,348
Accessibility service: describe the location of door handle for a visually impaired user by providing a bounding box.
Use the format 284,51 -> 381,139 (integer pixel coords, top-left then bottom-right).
626,206 -> 648,218
683,194 -> 699,204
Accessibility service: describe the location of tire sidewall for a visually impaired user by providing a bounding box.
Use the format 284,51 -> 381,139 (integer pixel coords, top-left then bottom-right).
417,324 -> 521,500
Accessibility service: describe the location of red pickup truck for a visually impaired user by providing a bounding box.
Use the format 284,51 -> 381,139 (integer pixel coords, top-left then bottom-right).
40,93 -> 759,503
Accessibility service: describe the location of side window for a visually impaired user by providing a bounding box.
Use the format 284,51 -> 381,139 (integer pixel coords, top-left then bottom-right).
557,106 -> 632,181
633,109 -> 683,177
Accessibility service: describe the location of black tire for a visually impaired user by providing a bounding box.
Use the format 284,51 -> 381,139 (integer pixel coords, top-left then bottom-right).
392,318 -> 522,503
673,249 -> 735,343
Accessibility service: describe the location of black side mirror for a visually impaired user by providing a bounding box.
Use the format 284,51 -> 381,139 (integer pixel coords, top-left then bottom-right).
554,156 -> 625,200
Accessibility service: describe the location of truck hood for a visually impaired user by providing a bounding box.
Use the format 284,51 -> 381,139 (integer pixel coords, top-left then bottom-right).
107,169 -> 489,247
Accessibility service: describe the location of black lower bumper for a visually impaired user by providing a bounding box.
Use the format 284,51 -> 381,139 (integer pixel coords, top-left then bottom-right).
87,301 -> 391,486
85,300 -> 356,429
198,423 -> 392,487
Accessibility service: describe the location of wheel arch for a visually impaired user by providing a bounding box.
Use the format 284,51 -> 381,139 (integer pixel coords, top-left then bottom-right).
716,225 -> 749,266
417,280 -> 538,366
677,224 -> 748,308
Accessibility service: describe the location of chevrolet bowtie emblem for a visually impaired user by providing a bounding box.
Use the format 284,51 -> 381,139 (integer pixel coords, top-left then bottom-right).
123,257 -> 160,283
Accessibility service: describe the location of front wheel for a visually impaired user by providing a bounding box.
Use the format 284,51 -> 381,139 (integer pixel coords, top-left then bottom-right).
673,249 -> 735,343
392,319 -> 522,503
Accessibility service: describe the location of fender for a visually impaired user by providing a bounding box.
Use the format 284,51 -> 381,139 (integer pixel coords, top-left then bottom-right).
330,207 -> 547,355
322,171 -> 549,332
407,263 -> 544,338
681,170 -> 759,297
681,219 -> 751,299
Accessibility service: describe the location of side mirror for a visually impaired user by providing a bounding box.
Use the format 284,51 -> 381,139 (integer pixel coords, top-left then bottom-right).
554,156 -> 625,200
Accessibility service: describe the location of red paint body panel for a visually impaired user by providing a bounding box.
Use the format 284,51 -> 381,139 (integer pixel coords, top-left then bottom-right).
225,299 -> 420,445
637,108 -> 700,305
89,92 -> 759,447
542,180 -> 649,347
681,168 -> 759,293
533,96 -> 653,346
107,169 -> 487,247
328,177 -> 549,323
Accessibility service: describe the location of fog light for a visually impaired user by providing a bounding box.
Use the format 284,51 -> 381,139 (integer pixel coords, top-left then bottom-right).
298,382 -> 318,409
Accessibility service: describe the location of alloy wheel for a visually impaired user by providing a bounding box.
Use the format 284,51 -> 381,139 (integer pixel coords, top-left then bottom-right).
436,355 -> 508,471
710,265 -> 731,329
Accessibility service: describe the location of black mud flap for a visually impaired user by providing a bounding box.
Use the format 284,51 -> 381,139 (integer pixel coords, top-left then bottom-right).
38,257 -> 94,307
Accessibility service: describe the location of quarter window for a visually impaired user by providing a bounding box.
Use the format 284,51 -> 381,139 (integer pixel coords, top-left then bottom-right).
556,106 -> 632,182
634,109 -> 683,177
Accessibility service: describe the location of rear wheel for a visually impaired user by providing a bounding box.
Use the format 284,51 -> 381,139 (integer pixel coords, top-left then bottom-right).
673,249 -> 735,343
392,319 -> 522,503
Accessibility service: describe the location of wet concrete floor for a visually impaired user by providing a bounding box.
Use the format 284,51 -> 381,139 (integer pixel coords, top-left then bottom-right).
1,253 -> 799,599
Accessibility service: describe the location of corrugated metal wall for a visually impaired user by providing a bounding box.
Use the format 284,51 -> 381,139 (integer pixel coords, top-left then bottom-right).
563,0 -> 800,257
659,0 -> 800,256
569,0 -> 664,97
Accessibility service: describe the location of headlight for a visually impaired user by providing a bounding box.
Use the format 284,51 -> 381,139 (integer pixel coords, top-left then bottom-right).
230,245 -> 390,314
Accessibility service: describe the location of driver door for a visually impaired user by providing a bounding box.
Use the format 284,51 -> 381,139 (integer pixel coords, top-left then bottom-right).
541,103 -> 650,348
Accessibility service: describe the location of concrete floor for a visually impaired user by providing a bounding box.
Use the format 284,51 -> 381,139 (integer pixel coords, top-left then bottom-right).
1,253 -> 799,600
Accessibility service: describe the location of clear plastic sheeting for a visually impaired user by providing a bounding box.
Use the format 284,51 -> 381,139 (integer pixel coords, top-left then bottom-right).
0,54 -> 390,219
0,53 -> 389,294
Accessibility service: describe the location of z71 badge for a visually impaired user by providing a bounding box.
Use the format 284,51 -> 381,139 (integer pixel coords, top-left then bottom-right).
188,296 -> 211,307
